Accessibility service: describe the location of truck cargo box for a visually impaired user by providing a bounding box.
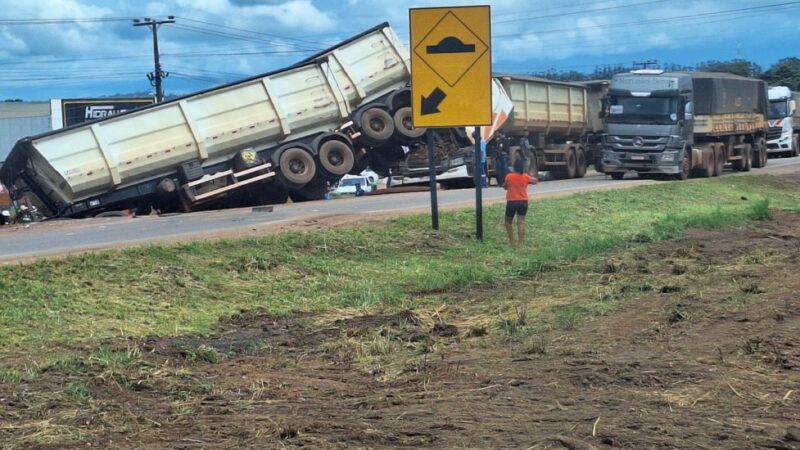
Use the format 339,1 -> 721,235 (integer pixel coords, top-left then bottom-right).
495,74 -> 590,138
689,72 -> 768,115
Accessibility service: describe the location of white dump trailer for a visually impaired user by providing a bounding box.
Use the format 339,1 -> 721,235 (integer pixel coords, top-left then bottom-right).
1,23 -> 425,217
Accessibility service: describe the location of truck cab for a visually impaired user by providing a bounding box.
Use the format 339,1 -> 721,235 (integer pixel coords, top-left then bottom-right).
766,86 -> 799,156
601,70 -> 694,178
601,70 -> 768,180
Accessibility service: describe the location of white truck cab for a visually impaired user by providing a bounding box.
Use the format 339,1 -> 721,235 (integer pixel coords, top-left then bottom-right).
767,86 -> 799,156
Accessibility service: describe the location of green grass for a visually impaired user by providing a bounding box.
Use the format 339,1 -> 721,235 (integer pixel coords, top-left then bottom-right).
0,174 -> 798,358
64,381 -> 90,400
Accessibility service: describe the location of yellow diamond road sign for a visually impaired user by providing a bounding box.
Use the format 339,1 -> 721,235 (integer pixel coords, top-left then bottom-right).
410,5 -> 492,128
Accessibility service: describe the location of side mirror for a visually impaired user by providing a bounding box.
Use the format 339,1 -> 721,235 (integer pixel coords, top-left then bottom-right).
791,100 -> 797,115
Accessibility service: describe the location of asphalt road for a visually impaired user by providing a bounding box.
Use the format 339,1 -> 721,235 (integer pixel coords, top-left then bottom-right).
3,157 -> 800,262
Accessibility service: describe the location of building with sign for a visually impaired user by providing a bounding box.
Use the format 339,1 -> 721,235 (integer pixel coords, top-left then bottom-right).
0,98 -> 154,162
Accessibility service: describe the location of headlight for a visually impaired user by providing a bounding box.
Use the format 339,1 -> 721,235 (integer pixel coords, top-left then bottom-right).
661,152 -> 677,162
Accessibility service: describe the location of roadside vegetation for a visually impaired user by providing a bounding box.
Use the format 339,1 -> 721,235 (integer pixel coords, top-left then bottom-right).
0,174 -> 798,361
2,173 -> 800,448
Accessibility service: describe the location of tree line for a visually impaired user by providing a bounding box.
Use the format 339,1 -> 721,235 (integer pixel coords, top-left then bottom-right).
531,58 -> 800,89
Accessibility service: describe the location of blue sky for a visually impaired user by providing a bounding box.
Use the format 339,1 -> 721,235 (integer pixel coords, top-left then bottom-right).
0,0 -> 797,101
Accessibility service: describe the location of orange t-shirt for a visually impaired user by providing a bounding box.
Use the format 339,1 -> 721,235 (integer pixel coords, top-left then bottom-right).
505,173 -> 533,201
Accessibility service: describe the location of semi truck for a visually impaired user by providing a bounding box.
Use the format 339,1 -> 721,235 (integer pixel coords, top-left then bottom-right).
391,75 -> 606,188
0,23 -> 425,218
600,70 -> 769,180
766,86 -> 800,157
494,74 -> 605,179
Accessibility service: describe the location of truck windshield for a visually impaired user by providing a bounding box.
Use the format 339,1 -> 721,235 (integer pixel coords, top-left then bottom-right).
606,97 -> 678,124
769,100 -> 788,119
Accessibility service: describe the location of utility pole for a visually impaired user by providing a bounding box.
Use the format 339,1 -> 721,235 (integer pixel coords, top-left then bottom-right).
133,16 -> 175,102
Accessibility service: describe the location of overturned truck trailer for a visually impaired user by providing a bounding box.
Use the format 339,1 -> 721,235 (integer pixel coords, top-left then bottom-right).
0,23 -> 423,218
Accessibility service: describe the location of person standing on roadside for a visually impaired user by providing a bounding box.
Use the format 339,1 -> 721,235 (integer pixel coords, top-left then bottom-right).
504,158 -> 537,246
495,131 -> 510,187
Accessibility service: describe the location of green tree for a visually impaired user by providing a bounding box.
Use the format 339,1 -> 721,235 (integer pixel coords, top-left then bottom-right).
761,57 -> 800,90
695,59 -> 762,77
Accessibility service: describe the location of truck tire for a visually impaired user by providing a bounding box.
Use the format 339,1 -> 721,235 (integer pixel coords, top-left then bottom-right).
610,172 -> 625,180
359,108 -> 394,146
696,144 -> 714,178
393,107 -> 426,142
713,144 -> 724,177
318,139 -> 355,178
288,178 -> 327,202
248,185 -> 289,205
751,138 -> 766,168
793,134 -> 799,157
575,149 -> 586,178
741,143 -> 752,172
675,151 -> 690,180
565,148 -> 577,179
275,147 -> 316,187
349,152 -> 369,175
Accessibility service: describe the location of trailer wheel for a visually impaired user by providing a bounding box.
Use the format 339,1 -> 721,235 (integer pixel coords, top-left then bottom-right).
276,147 -> 316,186
393,107 -> 426,141
349,151 -> 370,175
737,143 -> 752,172
318,139 -> 355,178
565,148 -> 577,179
752,137 -> 767,168
712,144 -> 724,177
793,134 -> 799,157
575,149 -> 586,178
359,108 -> 395,146
288,178 -> 327,202
696,144 -> 714,178
675,151 -> 690,180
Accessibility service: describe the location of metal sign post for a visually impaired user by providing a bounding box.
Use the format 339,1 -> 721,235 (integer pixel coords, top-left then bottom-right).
472,128 -> 483,240
427,129 -> 439,230
410,5 -> 492,235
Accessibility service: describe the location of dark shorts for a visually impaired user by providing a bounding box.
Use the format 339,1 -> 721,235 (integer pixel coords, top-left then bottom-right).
505,200 -> 529,218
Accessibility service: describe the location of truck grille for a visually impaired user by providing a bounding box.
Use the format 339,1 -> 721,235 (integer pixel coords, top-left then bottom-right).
767,127 -> 783,141
607,135 -> 668,151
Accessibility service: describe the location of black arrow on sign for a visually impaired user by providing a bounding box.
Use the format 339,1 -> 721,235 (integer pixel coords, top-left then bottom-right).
421,87 -> 446,115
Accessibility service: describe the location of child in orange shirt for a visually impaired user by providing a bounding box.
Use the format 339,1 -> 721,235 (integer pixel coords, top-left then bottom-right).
504,158 -> 538,246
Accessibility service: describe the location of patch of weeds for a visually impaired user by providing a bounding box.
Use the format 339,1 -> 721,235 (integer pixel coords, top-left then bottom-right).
498,305 -> 530,337
49,357 -> 87,374
619,282 -> 653,293
183,345 -> 222,364
0,370 -> 23,383
64,382 -> 90,400
598,292 -> 618,302
555,305 -> 590,330
522,336 -> 548,355
230,253 -> 277,273
748,197 -> 772,220
357,335 -> 399,359
90,346 -> 140,367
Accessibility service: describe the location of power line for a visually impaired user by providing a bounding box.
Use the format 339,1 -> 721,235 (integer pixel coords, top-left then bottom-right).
175,16 -> 325,47
0,17 -> 137,25
493,1 -> 800,38
494,0 -> 671,24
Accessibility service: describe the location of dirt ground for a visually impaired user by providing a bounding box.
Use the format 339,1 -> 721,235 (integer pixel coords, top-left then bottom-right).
2,212 -> 800,449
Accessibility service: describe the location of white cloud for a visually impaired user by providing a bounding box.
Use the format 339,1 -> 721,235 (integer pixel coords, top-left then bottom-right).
244,1 -> 335,32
